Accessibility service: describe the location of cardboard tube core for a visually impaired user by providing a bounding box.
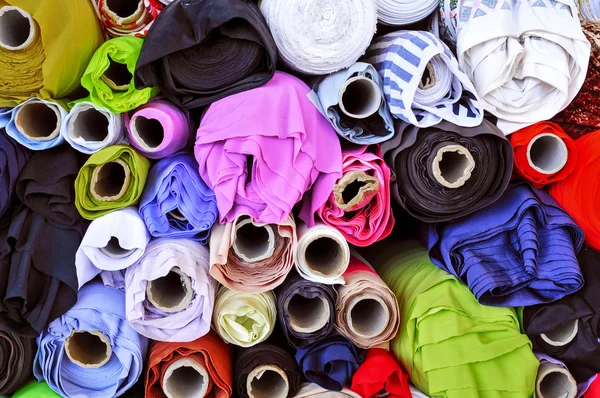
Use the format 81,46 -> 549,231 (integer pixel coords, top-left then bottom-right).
432,145 -> 476,188
527,133 -> 568,175
338,76 -> 381,119
162,358 -> 210,398
64,330 -> 112,369
233,218 -> 275,263
536,362 -> 577,398
71,106 -> 110,142
146,267 -> 193,313
334,170 -> 380,212
0,7 -> 35,51
287,294 -> 330,333
348,296 -> 389,338
304,237 -> 347,278
131,115 -> 165,151
15,102 -> 61,141
419,62 -> 436,90
102,57 -> 132,91
91,159 -> 131,202
168,208 -> 187,222
541,319 -> 578,346
105,0 -> 143,19
247,365 -> 289,398
100,236 -> 134,258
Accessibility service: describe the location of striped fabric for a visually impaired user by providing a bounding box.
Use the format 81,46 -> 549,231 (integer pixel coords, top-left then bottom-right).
363,30 -> 483,128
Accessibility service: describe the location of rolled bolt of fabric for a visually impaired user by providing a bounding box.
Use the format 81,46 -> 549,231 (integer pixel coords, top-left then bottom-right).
0,0 -> 103,107
75,144 -> 151,220
210,214 -> 296,293
62,102 -> 125,155
535,354 -> 595,398
0,331 -> 35,395
363,30 -> 483,128
125,238 -> 216,342
78,36 -> 159,114
33,281 -> 148,398
135,0 -> 276,110
275,272 -> 336,349
294,383 -> 362,398
213,285 -> 277,348
146,331 -> 233,398
317,145 -> 394,247
144,0 -> 164,24
195,72 -> 342,225
510,122 -> 578,188
335,256 -> 399,349
579,0 -> 600,21
376,0 -> 437,25
0,130 -> 29,218
350,348 -> 411,398
381,119 -> 513,223
365,240 -> 539,397
90,0 -> 153,38
259,0 -> 376,75
235,343 -> 303,398
311,62 -> 394,145
12,382 -> 61,398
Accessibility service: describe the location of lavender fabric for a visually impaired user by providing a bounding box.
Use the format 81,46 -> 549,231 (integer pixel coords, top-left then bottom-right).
0,130 -> 30,218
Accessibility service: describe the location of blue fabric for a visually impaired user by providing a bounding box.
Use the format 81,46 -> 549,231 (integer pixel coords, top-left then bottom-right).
425,183 -> 585,307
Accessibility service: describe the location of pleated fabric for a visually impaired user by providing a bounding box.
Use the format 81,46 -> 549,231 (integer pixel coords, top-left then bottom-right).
12,382 -> 61,398
195,71 -> 342,225
33,282 -> 148,398
350,348 -> 411,398
294,383 -> 362,398
0,331 -> 35,395
91,0 -> 155,38
139,152 -> 218,244
376,0 -> 438,25
536,353 -> 596,398
0,130 -> 30,218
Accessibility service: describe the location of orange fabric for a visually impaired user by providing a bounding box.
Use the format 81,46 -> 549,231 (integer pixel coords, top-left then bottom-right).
586,375 -> 600,397
145,331 -> 233,398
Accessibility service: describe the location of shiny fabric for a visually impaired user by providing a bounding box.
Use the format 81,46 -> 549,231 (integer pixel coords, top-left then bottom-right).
0,331 -> 35,395
0,130 -> 29,218
350,348 -> 411,398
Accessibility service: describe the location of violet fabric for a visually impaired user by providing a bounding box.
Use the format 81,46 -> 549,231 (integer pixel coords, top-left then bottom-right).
195,71 -> 342,225
0,129 -> 30,218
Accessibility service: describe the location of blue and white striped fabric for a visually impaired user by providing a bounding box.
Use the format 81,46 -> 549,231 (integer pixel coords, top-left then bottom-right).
363,30 -> 483,128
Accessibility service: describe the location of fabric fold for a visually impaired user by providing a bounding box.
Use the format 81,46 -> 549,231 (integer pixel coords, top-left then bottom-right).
350,348 -> 411,398
294,383 -> 362,398
12,382 -> 61,398
0,129 -> 30,218
376,0 -> 437,25
0,331 -> 35,395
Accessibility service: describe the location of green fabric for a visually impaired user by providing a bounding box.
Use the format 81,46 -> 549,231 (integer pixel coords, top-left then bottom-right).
370,240 -> 538,398
12,382 -> 60,398
76,36 -> 158,114
75,145 -> 150,220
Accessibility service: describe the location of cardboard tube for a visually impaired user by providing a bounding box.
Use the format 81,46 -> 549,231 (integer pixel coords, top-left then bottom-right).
101,57 -> 132,91
146,267 -> 193,313
232,218 -> 275,263
103,0 -> 145,21
338,76 -> 381,119
419,62 -> 436,90
334,170 -> 380,212
69,105 -> 110,142
431,144 -> 476,188
130,115 -> 165,151
527,133 -> 568,175
90,159 -> 131,202
347,295 -> 390,338
296,224 -> 350,284
100,236 -> 134,258
167,208 -> 187,222
287,294 -> 330,334
64,330 -> 112,369
540,319 -> 579,346
0,6 -> 36,51
535,362 -> 577,398
247,365 -> 289,398
162,358 -> 210,398
14,101 -> 61,142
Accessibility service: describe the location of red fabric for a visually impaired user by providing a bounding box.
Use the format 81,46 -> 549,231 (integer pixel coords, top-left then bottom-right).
351,349 -> 411,398
344,256 -> 377,275
586,375 -> 600,398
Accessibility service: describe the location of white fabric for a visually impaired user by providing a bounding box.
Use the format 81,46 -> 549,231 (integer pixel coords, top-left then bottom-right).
294,383 -> 362,397
410,385 -> 431,398
63,102 -> 125,154
579,0 -> 600,20
376,0 -> 438,25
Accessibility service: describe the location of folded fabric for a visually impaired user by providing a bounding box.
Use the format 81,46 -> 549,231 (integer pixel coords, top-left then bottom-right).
350,348 -> 411,398
213,286 -> 277,348
381,119 -> 512,223
439,0 -> 590,134
335,256 -> 399,349
363,30 -> 483,128
34,281 -> 148,398
78,36 -> 159,114
139,152 -> 217,244
210,214 -> 296,293
260,0 -> 376,75
146,331 -> 233,398
311,62 -> 394,144
125,238 -> 216,342
12,382 -> 61,398
62,102 -> 125,155
0,0 -> 103,107
317,145 -> 394,247
587,376 -> 600,398
75,144 -> 151,220
235,343 -> 302,398
0,130 -> 29,218
135,0 -> 276,109
536,353 -> 596,398
367,240 -> 538,398
0,331 -> 35,395
376,0 -> 437,25
294,383 -> 362,398
91,0 -> 154,38
195,71 -> 342,225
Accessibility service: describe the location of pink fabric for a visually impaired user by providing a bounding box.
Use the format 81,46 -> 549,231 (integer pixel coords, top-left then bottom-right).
195,72 -> 342,225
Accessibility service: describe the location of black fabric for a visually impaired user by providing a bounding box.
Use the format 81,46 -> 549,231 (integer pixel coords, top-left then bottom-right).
0,130 -> 30,218
0,330 -> 35,395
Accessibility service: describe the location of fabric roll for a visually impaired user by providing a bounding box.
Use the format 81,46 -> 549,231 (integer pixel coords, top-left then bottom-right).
79,36 -> 159,114
311,62 -> 394,145
76,207 -> 150,289
235,343 -> 302,398
276,272 -> 336,349
75,144 -> 151,220
363,30 -> 483,128
350,348 -> 411,398
579,0 -> 600,21
0,0 -> 103,107
259,0 -> 376,75
139,152 -> 218,244
12,382 -> 61,398
316,145 -> 394,247
294,383 -> 362,398
34,281 -> 148,398
135,0 -> 276,110
62,102 -> 125,155
367,240 -> 538,398
125,238 -> 216,342
536,353 -> 595,398
195,72 -> 342,225
376,0 -> 437,25
0,130 -> 29,218
0,331 -> 35,395
439,0 -> 590,134
0,98 -> 66,150
146,331 -> 233,398
210,214 -> 296,293
381,119 -> 512,223
335,257 -> 399,349
213,286 -> 277,348
91,0 -> 154,38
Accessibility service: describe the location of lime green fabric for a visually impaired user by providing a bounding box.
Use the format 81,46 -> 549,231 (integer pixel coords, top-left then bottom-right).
12,382 -> 60,398
75,145 -> 150,220
77,36 -> 158,114
370,241 -> 538,398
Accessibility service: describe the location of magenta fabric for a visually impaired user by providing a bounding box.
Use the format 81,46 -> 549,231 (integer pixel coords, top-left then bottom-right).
194,71 -> 342,225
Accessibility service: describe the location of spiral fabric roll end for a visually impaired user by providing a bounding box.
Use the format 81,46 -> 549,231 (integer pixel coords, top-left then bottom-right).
536,362 -> 578,398
0,6 -> 36,51
247,365 -> 289,398
162,358 -> 211,398
64,330 -> 112,369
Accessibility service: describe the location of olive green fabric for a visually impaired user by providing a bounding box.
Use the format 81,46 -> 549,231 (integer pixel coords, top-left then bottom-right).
12,382 -> 60,398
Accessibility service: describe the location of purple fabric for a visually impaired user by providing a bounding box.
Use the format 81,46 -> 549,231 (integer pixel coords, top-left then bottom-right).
535,353 -> 596,397
0,129 -> 30,218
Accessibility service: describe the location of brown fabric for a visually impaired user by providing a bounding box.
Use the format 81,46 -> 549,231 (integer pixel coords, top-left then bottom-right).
0,331 -> 35,395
